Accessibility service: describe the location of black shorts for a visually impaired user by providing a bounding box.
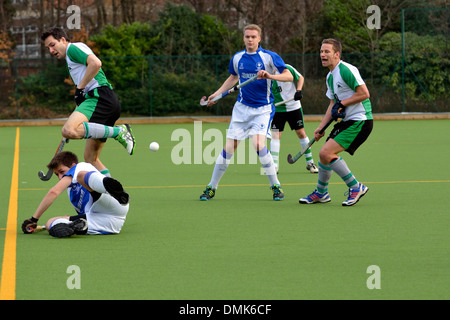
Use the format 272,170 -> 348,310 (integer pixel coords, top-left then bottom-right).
327,120 -> 373,155
77,86 -> 121,142
271,109 -> 304,132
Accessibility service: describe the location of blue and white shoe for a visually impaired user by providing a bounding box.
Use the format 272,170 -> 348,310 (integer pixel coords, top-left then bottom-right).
342,183 -> 369,206
299,190 -> 331,204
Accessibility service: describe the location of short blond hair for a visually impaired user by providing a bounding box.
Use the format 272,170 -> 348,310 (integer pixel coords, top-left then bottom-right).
244,24 -> 262,36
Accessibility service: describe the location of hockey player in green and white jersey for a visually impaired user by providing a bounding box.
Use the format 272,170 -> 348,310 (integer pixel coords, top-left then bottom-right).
41,27 -> 135,177
270,64 -> 318,173
299,39 -> 373,207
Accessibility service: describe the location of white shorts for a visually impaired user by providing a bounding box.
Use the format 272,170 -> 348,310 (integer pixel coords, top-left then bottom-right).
227,101 -> 274,141
85,194 -> 129,235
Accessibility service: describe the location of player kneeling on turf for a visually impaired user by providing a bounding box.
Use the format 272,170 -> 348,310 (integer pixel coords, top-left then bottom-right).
22,151 -> 130,238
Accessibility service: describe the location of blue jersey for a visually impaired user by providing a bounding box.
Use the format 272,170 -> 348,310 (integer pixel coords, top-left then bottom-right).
229,47 -> 287,108
64,162 -> 96,215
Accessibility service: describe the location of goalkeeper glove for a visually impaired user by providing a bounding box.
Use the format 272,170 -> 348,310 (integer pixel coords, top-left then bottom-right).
22,217 -> 39,234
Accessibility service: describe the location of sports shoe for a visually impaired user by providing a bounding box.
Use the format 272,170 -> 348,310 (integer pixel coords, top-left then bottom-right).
306,162 -> 319,173
72,218 -> 88,235
271,184 -> 285,201
200,185 -> 215,201
49,218 -> 87,238
115,124 -> 136,155
104,177 -> 129,205
342,183 -> 369,206
299,190 -> 331,204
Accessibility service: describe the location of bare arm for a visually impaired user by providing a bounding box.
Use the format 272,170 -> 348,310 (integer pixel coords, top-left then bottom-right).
341,84 -> 370,106
206,74 -> 239,106
32,176 -> 72,220
296,74 -> 305,91
257,68 -> 293,82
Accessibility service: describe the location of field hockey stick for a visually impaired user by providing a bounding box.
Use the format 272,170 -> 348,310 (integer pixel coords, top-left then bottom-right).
200,75 -> 258,106
274,98 -> 294,107
26,225 -> 46,233
287,94 -> 343,164
287,117 -> 334,164
38,137 -> 69,181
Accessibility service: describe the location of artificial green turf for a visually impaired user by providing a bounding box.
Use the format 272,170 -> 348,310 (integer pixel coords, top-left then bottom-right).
0,119 -> 449,299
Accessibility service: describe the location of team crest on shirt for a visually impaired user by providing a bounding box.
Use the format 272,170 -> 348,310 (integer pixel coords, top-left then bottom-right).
239,62 -> 244,70
256,62 -> 263,71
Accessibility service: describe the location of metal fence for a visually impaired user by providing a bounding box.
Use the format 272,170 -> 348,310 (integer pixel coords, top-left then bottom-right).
1,8 -> 448,119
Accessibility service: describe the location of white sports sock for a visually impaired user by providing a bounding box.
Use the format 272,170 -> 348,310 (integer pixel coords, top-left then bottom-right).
300,137 -> 314,164
209,149 -> 232,189
258,147 -> 279,186
85,171 -> 107,193
317,162 -> 332,194
83,122 -> 120,139
329,157 -> 359,189
270,138 -> 280,168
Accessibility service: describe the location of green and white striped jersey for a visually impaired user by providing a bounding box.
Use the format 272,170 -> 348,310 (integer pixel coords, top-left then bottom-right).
326,61 -> 373,121
66,42 -> 111,92
272,64 -> 302,112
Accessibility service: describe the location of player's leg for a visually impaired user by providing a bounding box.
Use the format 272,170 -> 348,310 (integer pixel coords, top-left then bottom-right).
84,138 -> 111,177
289,108 -> 318,173
329,120 -> 372,206
269,112 -> 285,172
200,138 -> 239,201
62,110 -> 89,139
78,170 -> 129,205
299,143 -> 334,204
85,196 -> 129,234
46,215 -> 88,238
65,89 -> 135,155
63,111 -> 134,155
270,130 -> 281,172
200,102 -> 246,201
250,105 -> 284,200
253,133 -> 284,201
319,123 -> 369,206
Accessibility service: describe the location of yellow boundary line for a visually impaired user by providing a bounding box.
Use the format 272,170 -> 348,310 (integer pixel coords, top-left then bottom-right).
0,127 -> 19,300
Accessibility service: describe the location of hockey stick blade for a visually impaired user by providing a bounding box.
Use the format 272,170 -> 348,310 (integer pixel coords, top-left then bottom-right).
38,169 -> 53,181
200,96 -> 208,106
287,118 -> 334,164
38,138 -> 69,181
287,139 -> 316,164
199,75 -> 258,106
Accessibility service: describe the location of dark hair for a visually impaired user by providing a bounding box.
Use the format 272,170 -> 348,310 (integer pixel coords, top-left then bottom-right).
321,38 -> 342,54
41,27 -> 71,42
47,151 -> 78,170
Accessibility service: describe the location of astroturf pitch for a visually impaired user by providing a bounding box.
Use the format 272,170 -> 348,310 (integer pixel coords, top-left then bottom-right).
0,119 -> 449,300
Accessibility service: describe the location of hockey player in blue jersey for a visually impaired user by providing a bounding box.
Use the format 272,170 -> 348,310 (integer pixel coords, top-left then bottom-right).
200,24 -> 293,201
22,151 -> 130,237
